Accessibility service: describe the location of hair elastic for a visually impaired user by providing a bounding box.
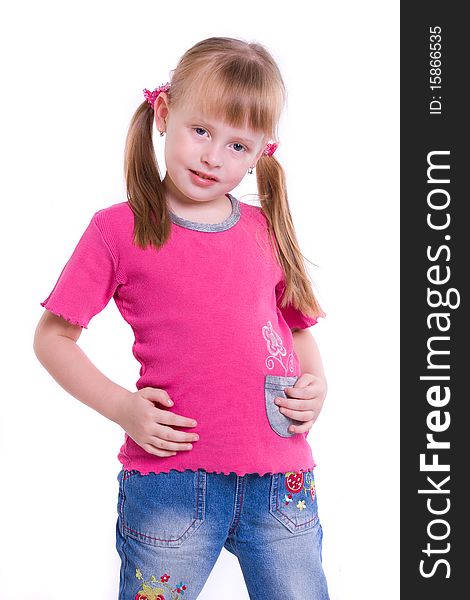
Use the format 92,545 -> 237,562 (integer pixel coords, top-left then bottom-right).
143,83 -> 171,109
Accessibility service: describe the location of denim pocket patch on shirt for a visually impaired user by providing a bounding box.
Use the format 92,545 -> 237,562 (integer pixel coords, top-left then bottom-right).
118,468 -> 207,548
269,467 -> 319,534
264,374 -> 301,437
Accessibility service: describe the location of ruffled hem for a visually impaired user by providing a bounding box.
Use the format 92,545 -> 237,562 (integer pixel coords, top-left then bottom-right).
40,301 -> 88,329
309,311 -> 326,325
119,462 -> 317,478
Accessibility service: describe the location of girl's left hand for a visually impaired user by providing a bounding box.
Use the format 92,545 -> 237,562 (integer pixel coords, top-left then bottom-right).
275,372 -> 327,435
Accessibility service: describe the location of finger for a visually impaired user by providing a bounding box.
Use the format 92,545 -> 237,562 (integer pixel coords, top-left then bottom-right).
142,443 -> 177,457
148,435 -> 195,452
288,418 -> 316,434
142,386 -> 174,407
155,410 -> 198,429
279,406 -> 316,422
284,385 -> 316,400
156,423 -> 199,443
291,373 -> 317,388
276,396 -> 318,411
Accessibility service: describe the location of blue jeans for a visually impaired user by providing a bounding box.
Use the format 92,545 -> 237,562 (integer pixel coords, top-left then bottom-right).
116,467 -> 329,599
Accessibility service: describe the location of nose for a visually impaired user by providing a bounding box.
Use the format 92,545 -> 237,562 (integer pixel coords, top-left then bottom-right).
201,143 -> 223,169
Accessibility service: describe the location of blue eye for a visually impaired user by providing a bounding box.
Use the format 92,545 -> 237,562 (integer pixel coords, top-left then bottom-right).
192,127 -> 246,152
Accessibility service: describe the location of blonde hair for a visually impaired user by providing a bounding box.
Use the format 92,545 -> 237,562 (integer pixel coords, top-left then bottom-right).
124,37 -> 324,318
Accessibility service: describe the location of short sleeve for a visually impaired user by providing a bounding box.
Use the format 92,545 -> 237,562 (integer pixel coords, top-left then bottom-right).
275,280 -> 326,330
40,214 -> 119,328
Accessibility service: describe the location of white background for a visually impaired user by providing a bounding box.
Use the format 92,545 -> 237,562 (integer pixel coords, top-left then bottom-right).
0,1 -> 399,598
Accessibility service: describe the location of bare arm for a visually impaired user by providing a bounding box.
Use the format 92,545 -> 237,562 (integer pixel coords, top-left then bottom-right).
292,328 -> 327,387
273,328 -> 327,435
33,311 -> 199,455
33,310 -> 133,424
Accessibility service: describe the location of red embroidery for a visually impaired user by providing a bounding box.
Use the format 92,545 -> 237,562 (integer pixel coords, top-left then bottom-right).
310,480 -> 316,501
285,471 -> 304,493
283,470 -> 316,511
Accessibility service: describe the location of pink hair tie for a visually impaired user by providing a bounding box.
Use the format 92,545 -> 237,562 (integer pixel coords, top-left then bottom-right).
263,142 -> 279,157
143,82 -> 171,108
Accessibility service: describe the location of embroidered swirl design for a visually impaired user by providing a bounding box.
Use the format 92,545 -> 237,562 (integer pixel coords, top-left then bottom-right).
262,320 -> 294,376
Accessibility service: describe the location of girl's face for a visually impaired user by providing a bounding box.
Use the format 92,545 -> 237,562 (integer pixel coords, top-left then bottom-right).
155,93 -> 268,207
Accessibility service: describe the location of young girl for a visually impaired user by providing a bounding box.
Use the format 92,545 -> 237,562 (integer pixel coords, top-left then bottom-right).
34,37 -> 329,600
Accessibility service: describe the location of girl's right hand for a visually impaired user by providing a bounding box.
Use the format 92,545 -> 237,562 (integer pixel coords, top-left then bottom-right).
115,387 -> 199,457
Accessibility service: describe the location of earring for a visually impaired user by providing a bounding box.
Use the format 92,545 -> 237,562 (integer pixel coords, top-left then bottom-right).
248,166 -> 254,174
158,129 -> 165,137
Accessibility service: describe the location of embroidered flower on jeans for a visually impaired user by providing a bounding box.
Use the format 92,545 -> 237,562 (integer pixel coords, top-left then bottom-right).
284,471 -> 305,494
174,582 -> 187,595
135,568 -> 187,599
305,470 -> 316,501
283,470 -> 316,511
309,480 -> 316,502
135,592 -> 165,600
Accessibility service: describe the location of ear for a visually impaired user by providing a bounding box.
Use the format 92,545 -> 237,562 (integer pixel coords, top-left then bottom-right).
253,142 -> 267,167
154,92 -> 170,132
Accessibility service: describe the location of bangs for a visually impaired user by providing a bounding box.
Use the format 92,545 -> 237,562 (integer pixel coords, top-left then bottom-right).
171,62 -> 284,141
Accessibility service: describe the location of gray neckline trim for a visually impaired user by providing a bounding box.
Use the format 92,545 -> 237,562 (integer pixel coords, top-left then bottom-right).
169,193 -> 240,232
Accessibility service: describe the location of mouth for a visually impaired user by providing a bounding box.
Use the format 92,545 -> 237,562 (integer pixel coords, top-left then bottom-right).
189,169 -> 219,182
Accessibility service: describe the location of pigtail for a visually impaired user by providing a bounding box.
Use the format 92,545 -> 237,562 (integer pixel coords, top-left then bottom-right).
124,101 -> 171,250
256,155 -> 325,319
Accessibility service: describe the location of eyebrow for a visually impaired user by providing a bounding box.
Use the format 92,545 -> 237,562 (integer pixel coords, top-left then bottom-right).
192,115 -> 256,146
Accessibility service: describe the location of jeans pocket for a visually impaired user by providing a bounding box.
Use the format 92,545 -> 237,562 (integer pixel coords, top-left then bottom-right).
264,374 -> 301,437
118,468 -> 206,548
269,468 -> 319,534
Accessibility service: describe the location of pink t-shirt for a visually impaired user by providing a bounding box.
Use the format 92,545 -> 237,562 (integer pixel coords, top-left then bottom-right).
40,193 -> 325,476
